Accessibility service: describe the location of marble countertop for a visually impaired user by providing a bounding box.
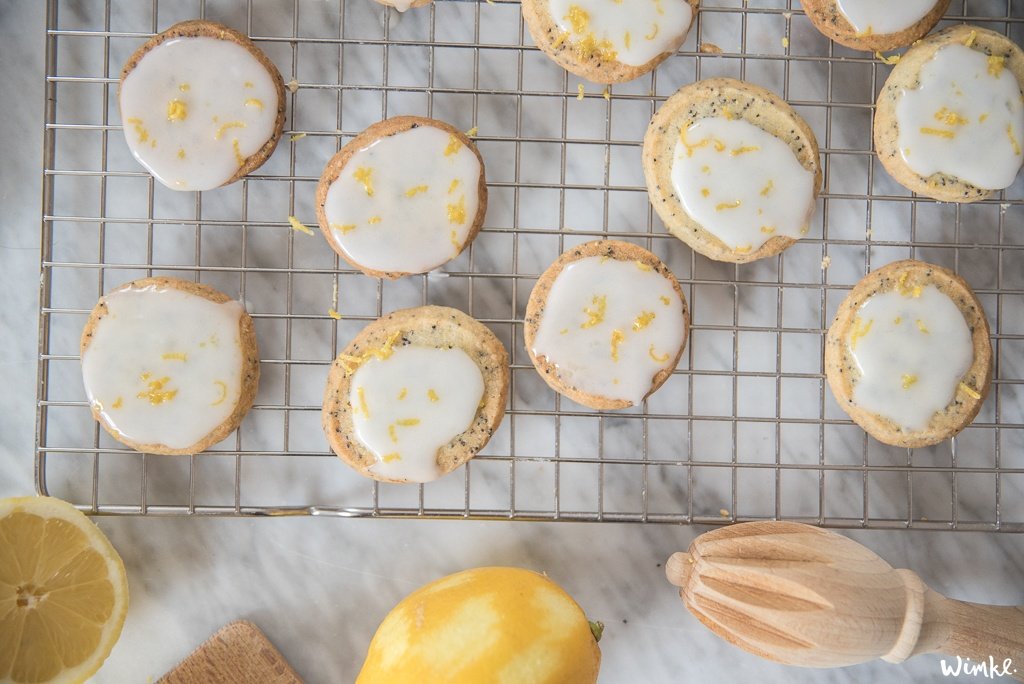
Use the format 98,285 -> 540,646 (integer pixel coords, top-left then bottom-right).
2,1 -> 1022,682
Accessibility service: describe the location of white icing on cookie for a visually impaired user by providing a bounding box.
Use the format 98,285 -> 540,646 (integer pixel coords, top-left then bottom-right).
531,256 -> 686,405
81,284 -> 247,450
323,125 -> 483,275
119,36 -> 280,191
671,116 -> 816,252
349,346 -> 485,483
848,284 -> 974,432
896,43 -> 1024,190
546,0 -> 693,68
835,0 -> 937,37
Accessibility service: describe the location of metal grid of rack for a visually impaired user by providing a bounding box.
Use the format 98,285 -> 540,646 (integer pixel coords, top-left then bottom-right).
37,0 -> 1024,530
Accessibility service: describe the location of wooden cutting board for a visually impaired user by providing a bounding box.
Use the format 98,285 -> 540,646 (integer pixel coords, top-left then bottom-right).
158,620 -> 304,684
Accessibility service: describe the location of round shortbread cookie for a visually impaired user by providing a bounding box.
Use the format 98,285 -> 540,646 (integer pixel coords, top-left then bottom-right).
643,78 -> 821,263
315,116 -> 488,279
322,306 -> 509,484
521,0 -> 699,84
524,240 -> 689,410
824,260 -> 992,448
874,25 -> 1024,202
118,20 -> 286,191
80,277 -> 260,455
801,0 -> 949,52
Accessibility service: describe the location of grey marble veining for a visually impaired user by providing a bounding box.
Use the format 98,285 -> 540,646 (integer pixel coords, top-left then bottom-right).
2,0 -> 1024,682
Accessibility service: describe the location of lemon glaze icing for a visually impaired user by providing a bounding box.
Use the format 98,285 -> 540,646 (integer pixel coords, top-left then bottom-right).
672,116 -> 816,252
119,36 -> 280,191
81,284 -> 247,450
848,285 -> 973,432
531,256 -> 686,405
323,125 -> 483,275
546,0 -> 693,68
834,0 -> 936,36
349,346 -> 485,483
896,43 -> 1024,190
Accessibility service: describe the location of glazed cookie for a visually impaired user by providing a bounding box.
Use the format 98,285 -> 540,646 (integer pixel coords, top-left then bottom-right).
874,25 -> 1024,202
118,20 -> 286,192
801,0 -> 949,52
322,306 -> 509,483
525,240 -> 689,410
643,78 -> 821,263
521,0 -> 699,84
80,277 -> 260,455
315,116 -> 487,279
824,260 -> 992,448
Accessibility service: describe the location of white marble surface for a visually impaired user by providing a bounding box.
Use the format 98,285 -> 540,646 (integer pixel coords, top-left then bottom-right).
2,0 -> 1023,682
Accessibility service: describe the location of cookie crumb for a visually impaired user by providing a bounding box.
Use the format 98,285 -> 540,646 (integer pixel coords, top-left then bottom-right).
289,132 -> 307,141
821,255 -> 831,270
781,36 -> 789,49
287,78 -> 299,93
718,508 -> 730,517
577,83 -> 585,100
699,42 -> 722,54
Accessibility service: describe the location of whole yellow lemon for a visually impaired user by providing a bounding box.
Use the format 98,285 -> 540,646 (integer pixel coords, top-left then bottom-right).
356,566 -> 602,684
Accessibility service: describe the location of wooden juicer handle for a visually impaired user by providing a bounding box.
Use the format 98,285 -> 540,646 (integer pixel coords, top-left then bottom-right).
666,522 -> 1024,680
915,587 -> 1024,677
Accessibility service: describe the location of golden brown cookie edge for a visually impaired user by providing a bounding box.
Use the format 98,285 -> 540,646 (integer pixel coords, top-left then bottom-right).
314,116 -> 488,279
642,77 -> 821,263
523,239 -> 690,410
322,305 -> 510,483
117,19 -> 287,189
79,275 -> 260,456
824,259 -> 992,448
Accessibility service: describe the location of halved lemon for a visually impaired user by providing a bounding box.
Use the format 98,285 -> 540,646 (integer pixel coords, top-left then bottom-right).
0,496 -> 128,684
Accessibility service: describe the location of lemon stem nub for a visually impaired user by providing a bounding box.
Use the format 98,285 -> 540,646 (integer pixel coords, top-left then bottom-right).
589,620 -> 604,642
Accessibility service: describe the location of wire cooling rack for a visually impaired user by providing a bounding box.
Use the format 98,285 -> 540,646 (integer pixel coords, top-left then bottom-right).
36,0 -> 1024,531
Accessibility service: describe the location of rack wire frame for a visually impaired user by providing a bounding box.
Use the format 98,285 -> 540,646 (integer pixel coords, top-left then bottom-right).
36,0 -> 1024,531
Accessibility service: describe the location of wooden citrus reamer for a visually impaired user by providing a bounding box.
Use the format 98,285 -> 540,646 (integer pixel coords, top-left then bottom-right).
666,521 -> 1024,680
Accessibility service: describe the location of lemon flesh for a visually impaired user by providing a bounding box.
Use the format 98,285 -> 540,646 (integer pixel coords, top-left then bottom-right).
0,497 -> 128,684
357,566 -> 601,684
